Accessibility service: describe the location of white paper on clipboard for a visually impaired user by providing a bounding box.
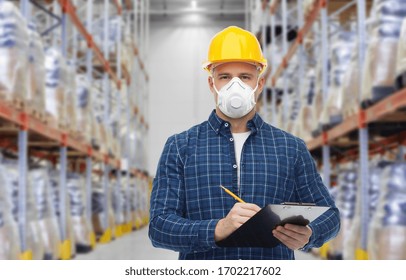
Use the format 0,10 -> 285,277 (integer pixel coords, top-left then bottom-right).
268,204 -> 330,226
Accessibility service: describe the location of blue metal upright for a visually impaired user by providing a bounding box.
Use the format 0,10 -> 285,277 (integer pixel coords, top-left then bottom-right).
320,2 -> 331,189
357,0 -> 369,258
17,0 -> 30,260
281,0 -> 289,125
102,0 -> 111,240
85,0 -> 94,227
261,4 -> 269,121
17,129 -> 28,256
270,6 -> 277,126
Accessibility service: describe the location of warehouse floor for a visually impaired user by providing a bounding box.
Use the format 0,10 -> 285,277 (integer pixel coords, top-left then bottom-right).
75,226 -> 321,260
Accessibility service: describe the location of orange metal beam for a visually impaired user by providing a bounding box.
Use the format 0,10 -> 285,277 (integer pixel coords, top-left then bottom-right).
124,0 -> 132,10
327,114 -> 358,143
307,135 -> 323,151
113,0 -> 122,15
269,0 -> 321,85
269,0 -> 280,15
58,0 -> 120,88
366,88 -> 406,123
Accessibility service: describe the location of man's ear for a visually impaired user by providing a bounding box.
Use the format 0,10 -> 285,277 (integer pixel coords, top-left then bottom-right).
257,76 -> 265,93
208,76 -> 215,93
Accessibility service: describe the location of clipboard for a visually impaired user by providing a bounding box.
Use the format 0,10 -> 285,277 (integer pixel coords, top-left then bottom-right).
216,203 -> 329,248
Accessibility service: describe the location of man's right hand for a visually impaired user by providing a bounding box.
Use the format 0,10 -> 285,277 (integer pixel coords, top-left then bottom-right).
214,203 -> 261,242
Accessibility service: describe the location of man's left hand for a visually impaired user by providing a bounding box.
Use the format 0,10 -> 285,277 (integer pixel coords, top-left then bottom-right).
272,224 -> 312,250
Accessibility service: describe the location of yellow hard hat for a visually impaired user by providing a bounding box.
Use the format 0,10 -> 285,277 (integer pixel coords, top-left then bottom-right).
203,26 -> 267,75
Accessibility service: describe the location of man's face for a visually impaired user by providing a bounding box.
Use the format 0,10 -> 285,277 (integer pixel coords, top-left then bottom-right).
208,62 -> 265,102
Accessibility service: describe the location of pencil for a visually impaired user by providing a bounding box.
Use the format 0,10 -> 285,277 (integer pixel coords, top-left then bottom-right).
220,185 -> 246,203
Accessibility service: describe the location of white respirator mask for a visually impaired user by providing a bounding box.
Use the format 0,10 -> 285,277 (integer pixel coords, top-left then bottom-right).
213,77 -> 258,119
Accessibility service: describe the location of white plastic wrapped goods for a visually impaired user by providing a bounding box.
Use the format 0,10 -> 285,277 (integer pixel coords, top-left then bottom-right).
0,164 -> 20,259
341,54 -> 360,118
1,162 -> 44,259
29,169 -> 61,260
310,60 -> 324,137
303,0 -> 318,20
75,75 -> 91,143
328,164 -> 358,260
368,162 -> 406,259
91,181 -> 107,235
91,85 -> 107,152
91,179 -> 114,236
0,2 -> 29,101
66,173 -> 93,253
26,23 -> 45,114
343,161 -> 390,260
65,63 -> 78,130
395,18 -> 406,89
49,170 -> 76,258
294,69 -> 315,141
112,178 -> 125,225
44,48 -> 68,126
321,31 -> 355,129
132,177 -> 143,228
361,0 -> 406,107
140,177 -> 150,223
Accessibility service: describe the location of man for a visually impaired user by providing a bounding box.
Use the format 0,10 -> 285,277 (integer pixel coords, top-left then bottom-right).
149,26 -> 340,260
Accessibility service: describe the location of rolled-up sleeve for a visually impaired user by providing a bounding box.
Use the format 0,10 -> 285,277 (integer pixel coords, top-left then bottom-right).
148,135 -> 219,253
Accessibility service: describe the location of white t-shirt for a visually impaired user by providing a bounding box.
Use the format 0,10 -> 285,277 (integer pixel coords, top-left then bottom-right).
232,131 -> 251,187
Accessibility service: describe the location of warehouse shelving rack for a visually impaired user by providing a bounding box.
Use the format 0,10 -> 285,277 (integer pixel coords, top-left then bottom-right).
0,0 -> 150,260
255,0 -> 406,259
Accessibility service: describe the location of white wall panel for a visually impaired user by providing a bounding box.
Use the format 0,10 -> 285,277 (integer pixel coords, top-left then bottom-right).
148,17 -> 244,174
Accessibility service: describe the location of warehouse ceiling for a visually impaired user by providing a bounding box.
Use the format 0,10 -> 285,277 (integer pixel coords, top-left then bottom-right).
150,0 -> 246,20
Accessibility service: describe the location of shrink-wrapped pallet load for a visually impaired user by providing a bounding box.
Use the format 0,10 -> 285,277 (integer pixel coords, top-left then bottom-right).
112,177 -> 125,228
344,160 -> 391,259
75,75 -> 92,143
341,53 -> 360,118
0,163 -> 20,260
328,163 -> 358,260
294,68 -> 316,142
91,178 -> 115,239
311,61 -> 324,137
91,84 -> 108,153
140,177 -> 150,225
26,23 -> 45,115
49,170 -> 76,258
1,162 -> 44,259
395,18 -> 406,90
361,0 -> 406,108
44,48 -> 68,128
320,31 -> 355,130
368,162 -> 406,259
65,62 -> 78,132
66,173 -> 93,253
29,168 -> 61,260
133,177 -> 143,229
91,180 -> 107,236
0,2 -> 29,102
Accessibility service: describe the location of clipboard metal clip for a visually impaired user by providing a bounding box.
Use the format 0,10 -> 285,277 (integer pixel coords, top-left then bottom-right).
281,202 -> 316,206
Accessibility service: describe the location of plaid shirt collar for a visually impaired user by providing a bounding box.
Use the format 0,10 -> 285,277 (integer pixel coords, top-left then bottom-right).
207,109 -> 265,136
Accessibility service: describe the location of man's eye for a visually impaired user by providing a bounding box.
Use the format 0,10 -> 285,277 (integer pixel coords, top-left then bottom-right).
219,76 -> 230,80
241,75 -> 251,80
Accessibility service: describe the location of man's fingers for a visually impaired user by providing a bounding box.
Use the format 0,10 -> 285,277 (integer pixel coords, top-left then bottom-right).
272,225 -> 312,250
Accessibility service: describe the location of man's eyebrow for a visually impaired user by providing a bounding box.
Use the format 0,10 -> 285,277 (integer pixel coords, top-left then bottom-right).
216,72 -> 255,76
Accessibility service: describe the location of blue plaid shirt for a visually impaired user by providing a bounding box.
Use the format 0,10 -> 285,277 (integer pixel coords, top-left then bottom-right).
149,110 -> 340,260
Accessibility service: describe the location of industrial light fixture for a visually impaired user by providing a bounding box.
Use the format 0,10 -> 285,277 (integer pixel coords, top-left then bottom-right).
191,0 -> 197,9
